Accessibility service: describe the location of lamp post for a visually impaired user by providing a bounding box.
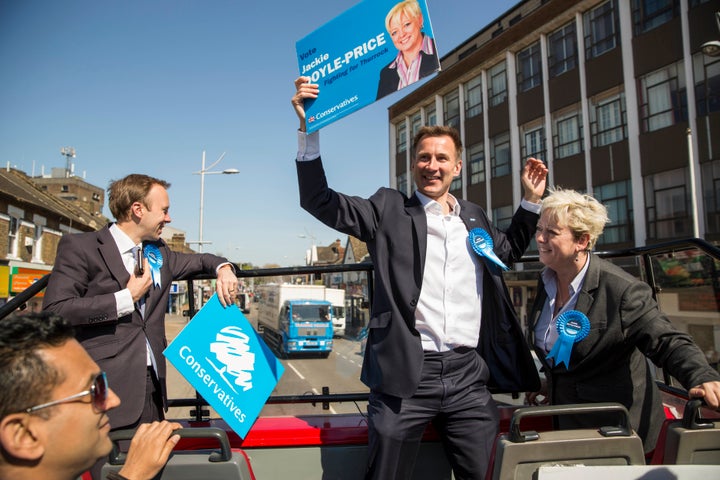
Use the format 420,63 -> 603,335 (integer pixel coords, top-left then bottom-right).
297,232 -> 317,266
701,11 -> 720,57
190,150 -> 239,253
298,232 -> 318,284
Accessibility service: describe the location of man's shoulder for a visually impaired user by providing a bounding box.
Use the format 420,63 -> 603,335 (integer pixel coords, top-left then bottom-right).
59,227 -> 106,245
457,198 -> 487,214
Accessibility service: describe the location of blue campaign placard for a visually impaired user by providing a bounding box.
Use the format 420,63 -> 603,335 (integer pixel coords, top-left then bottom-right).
296,0 -> 439,133
164,294 -> 284,438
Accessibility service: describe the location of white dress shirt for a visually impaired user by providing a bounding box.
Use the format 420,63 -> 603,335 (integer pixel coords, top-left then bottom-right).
414,192 -> 484,352
108,224 -> 153,367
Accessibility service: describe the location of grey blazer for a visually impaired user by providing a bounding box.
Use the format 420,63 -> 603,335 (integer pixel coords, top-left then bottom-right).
43,226 -> 231,427
298,158 -> 540,398
528,254 -> 720,452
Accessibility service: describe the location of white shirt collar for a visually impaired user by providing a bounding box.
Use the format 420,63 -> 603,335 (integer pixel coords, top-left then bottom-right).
415,190 -> 461,216
109,223 -> 139,253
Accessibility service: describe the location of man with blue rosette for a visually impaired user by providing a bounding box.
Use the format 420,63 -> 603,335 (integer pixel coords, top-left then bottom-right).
527,187 -> 720,454
292,77 -> 548,480
43,173 -> 239,479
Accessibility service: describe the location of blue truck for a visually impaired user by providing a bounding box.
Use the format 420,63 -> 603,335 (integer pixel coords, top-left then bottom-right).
255,284 -> 334,358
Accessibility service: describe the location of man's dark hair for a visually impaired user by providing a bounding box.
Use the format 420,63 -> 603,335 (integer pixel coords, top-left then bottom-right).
0,312 -> 75,418
412,125 -> 464,159
107,173 -> 171,222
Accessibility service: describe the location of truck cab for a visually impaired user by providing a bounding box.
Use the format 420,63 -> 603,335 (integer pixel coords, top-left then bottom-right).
279,300 -> 333,357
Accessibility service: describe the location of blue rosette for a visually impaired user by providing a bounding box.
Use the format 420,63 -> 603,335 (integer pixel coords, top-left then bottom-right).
545,310 -> 590,369
468,228 -> 510,271
143,243 -> 164,288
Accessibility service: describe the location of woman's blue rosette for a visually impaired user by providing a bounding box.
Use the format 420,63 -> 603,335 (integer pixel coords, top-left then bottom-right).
468,228 -> 509,271
545,310 -> 590,369
143,243 -> 164,288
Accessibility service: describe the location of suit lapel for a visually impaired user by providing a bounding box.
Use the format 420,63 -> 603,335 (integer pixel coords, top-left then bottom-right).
97,226 -> 130,288
575,255 -> 600,313
407,194 -> 427,278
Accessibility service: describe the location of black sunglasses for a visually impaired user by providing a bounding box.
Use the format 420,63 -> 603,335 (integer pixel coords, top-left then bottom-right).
25,372 -> 108,413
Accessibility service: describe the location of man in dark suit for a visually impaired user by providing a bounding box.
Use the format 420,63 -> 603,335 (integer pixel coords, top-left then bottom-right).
292,77 -> 547,480
43,174 -> 238,478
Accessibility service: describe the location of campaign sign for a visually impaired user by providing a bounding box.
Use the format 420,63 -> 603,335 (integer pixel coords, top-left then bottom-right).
164,294 -> 284,438
296,0 -> 439,133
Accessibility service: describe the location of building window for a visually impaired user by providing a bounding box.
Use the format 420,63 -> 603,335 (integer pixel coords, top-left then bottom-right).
488,61 -> 507,107
411,112 -> 422,138
702,159 -> 720,235
694,54 -> 720,116
426,104 -> 437,126
517,42 -> 542,92
493,205 -> 514,230
397,171 -> 408,195
468,143 -> 485,185
491,132 -> 511,178
32,214 -> 46,263
8,217 -> 19,254
522,125 -> 546,162
592,93 -> 626,147
639,62 -> 687,132
92,192 -> 101,201
645,168 -> 692,240
444,89 -> 460,130
464,75 -> 483,119
397,123 -> 407,153
7,205 -> 24,259
450,175 -> 462,192
548,22 -> 577,78
61,185 -> 69,192
631,0 -> 677,36
584,0 -> 618,60
595,180 -> 633,246
554,112 -> 583,158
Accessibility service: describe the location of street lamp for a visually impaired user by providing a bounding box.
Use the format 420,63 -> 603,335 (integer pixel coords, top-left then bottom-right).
298,231 -> 318,284
701,12 -> 720,57
190,150 -> 239,253
297,232 -> 318,265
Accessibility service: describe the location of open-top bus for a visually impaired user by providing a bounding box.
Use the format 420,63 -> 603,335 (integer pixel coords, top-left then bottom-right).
2,238 -> 719,479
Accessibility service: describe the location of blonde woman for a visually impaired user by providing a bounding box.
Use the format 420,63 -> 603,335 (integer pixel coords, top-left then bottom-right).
527,187 -> 720,453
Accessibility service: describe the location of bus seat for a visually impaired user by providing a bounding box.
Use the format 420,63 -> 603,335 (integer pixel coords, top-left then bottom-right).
663,399 -> 720,465
489,403 -> 646,480
102,427 -> 255,480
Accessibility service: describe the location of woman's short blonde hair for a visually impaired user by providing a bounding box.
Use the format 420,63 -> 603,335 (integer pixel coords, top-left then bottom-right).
541,187 -> 610,250
385,0 -> 423,32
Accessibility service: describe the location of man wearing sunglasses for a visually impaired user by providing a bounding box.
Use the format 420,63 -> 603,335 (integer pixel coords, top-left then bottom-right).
0,312 -> 182,480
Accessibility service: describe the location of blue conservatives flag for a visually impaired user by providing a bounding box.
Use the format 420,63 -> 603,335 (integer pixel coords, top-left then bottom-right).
296,0 -> 439,133
164,294 -> 284,438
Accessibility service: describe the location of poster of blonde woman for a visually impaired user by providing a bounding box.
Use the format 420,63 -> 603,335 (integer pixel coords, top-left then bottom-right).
296,0 -> 439,133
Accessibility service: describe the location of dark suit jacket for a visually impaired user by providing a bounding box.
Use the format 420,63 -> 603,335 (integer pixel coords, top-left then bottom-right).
376,37 -> 439,100
527,255 -> 720,452
298,158 -> 540,398
43,226 -> 231,428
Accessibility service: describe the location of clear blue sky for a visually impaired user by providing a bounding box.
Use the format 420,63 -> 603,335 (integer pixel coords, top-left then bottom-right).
0,0 -> 514,266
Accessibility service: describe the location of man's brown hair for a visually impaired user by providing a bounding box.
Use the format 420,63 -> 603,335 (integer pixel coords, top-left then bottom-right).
107,174 -> 171,222
412,125 -> 463,160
